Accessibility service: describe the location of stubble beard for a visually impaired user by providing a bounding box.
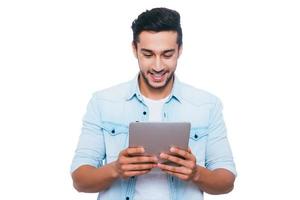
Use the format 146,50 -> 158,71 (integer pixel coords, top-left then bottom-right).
140,70 -> 175,90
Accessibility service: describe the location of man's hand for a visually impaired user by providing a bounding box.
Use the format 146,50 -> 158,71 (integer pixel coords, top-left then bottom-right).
158,147 -> 197,181
113,147 -> 158,179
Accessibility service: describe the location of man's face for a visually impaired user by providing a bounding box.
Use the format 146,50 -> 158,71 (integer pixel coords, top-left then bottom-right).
133,31 -> 182,90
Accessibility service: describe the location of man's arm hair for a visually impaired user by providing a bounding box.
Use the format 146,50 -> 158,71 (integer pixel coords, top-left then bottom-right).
193,167 -> 235,194
72,163 -> 118,193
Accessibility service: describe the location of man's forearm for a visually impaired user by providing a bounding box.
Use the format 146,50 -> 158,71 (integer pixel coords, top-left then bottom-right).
72,147 -> 158,193
192,166 -> 235,195
72,162 -> 118,193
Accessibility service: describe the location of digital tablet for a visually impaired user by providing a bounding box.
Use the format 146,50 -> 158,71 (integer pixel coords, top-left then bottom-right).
129,122 -> 191,166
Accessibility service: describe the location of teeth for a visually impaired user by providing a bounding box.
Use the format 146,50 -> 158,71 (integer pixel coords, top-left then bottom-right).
152,72 -> 164,77
150,72 -> 165,81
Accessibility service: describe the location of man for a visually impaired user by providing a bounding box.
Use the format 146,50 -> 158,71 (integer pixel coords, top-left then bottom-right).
71,7 -> 236,200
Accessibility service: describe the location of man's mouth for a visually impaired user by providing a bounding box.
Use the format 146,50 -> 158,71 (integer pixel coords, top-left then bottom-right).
149,72 -> 167,82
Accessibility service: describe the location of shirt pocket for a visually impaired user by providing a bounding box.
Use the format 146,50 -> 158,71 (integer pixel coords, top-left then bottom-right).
100,121 -> 129,163
189,127 -> 208,166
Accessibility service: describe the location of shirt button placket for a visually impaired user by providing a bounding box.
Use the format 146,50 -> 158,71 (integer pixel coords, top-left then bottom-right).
142,108 -> 148,121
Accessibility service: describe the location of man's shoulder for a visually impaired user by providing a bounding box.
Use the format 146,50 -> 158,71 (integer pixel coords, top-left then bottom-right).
179,81 -> 220,106
92,80 -> 132,102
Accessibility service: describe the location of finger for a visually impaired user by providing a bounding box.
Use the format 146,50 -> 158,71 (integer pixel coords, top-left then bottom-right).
160,153 -> 189,167
121,163 -> 157,171
170,147 -> 195,161
125,155 -> 158,164
121,147 -> 145,156
157,163 -> 192,175
161,169 -> 189,181
123,170 -> 150,177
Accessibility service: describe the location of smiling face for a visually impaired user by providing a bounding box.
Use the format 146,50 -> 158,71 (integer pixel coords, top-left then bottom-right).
133,31 -> 182,99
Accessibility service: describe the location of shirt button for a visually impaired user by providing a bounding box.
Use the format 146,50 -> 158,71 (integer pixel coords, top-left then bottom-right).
111,129 -> 115,134
194,134 -> 198,139
143,111 -> 147,115
126,197 -> 129,200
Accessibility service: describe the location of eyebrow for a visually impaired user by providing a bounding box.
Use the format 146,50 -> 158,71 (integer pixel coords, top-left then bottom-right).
141,48 -> 176,54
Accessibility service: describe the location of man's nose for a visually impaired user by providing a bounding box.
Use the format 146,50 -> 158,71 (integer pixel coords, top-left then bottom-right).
153,56 -> 163,71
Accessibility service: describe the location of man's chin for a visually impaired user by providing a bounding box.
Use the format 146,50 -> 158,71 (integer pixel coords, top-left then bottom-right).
140,72 -> 174,90
148,81 -> 167,89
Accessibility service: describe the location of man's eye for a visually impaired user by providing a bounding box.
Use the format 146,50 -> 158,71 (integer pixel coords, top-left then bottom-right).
164,54 -> 173,58
144,54 -> 152,57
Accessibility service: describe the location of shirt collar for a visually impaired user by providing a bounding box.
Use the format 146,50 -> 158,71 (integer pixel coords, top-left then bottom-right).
126,73 -> 183,103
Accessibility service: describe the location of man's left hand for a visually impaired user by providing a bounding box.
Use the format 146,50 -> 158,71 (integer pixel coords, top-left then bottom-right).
157,147 -> 197,181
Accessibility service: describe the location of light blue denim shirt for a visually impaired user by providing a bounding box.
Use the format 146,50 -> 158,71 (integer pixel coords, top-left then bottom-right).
71,75 -> 237,200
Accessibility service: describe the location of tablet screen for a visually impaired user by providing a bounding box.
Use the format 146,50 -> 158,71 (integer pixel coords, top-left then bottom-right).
129,122 -> 191,166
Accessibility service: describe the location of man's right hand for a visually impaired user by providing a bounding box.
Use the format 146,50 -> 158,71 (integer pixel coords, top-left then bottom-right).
113,147 -> 158,179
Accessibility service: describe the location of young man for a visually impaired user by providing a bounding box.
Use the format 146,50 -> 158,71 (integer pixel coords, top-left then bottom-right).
71,7 -> 236,200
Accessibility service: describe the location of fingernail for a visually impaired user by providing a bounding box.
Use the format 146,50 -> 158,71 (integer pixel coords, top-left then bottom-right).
170,147 -> 175,152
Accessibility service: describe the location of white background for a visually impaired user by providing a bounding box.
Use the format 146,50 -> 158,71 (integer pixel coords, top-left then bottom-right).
0,0 -> 299,199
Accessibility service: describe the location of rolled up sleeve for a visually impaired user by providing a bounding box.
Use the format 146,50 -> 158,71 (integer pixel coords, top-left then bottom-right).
205,97 -> 237,176
70,94 -> 106,173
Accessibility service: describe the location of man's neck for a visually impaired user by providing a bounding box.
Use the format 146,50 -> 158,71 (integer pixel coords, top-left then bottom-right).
138,74 -> 174,100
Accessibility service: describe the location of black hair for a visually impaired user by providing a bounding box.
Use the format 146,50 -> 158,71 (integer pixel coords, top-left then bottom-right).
131,7 -> 182,47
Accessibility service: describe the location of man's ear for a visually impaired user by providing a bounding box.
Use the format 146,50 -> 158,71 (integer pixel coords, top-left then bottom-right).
178,45 -> 183,58
132,42 -> 138,58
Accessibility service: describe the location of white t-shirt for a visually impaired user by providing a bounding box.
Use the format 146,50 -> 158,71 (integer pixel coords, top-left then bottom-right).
134,95 -> 170,200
